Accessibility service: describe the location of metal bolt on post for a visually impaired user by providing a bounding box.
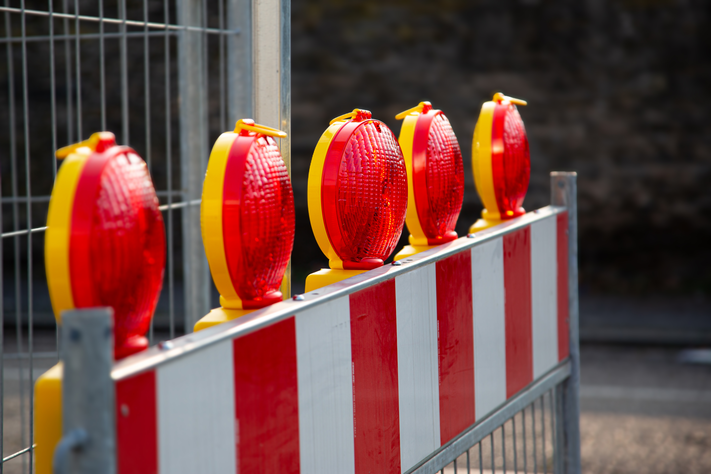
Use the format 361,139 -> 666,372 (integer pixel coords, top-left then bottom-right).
54,308 -> 115,474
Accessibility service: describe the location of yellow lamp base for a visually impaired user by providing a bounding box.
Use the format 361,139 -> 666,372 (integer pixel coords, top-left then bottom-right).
469,217 -> 505,233
194,307 -> 255,332
35,362 -> 63,474
305,268 -> 366,292
394,244 -> 439,261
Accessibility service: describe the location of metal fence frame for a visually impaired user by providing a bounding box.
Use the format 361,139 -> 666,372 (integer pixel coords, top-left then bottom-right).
1,0 -> 290,470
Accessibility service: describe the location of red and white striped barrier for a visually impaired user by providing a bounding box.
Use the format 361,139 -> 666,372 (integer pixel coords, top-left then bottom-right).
111,206 -> 569,474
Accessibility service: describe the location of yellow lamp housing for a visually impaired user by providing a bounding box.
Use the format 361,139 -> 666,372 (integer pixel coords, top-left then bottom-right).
471,92 -> 531,232
305,109 -> 408,292
195,119 -> 294,331
393,101 -> 465,261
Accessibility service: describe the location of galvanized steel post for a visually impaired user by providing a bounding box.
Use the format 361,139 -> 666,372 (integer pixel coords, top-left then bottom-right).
227,0 -> 253,122
178,0 -> 212,330
550,172 -> 582,474
55,308 -> 115,474
252,0 -> 292,297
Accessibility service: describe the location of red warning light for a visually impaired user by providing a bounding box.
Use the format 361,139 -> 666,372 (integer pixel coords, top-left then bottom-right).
471,93 -> 530,231
308,109 -> 408,270
491,98 -> 529,218
47,132 -> 165,360
202,119 -> 295,310
396,102 -> 464,246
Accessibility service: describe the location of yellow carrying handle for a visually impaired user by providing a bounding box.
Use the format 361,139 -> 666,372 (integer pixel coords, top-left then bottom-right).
234,119 -> 287,138
395,101 -> 432,120
56,132 -> 116,159
329,108 -> 371,125
493,92 -> 527,106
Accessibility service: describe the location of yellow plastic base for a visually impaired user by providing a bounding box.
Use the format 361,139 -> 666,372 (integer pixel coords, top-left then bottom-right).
194,307 -> 255,332
35,362 -> 63,474
469,217 -> 505,233
305,268 -> 366,292
394,244 -> 439,261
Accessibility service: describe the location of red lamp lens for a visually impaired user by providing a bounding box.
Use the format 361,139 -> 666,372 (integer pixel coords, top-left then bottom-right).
422,113 -> 464,240
492,105 -> 530,217
223,136 -> 295,305
325,120 -> 408,269
85,152 -> 165,359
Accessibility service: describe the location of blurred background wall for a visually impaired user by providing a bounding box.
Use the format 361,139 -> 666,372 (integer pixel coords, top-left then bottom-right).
290,0 -> 711,303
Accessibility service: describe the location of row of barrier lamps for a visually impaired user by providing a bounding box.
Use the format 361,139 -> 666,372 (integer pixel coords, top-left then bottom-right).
33,93 -> 530,472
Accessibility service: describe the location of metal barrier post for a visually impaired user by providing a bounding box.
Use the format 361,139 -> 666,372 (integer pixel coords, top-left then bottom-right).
227,0 -> 253,122
550,172 -> 581,474
252,0 -> 291,297
54,308 -> 115,474
178,0 -> 212,330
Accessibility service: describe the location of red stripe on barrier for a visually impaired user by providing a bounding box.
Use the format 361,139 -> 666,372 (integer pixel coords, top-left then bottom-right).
504,227 -> 533,398
556,213 -> 570,360
232,317 -> 300,474
116,370 -> 158,474
349,280 -> 401,474
436,251 -> 475,444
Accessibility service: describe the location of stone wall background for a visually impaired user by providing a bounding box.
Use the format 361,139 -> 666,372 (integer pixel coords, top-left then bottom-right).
290,0 -> 711,296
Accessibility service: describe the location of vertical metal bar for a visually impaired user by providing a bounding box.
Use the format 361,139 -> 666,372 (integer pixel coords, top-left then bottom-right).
1,171 -> 4,474
218,0 -> 226,132
479,442 -> 483,474
120,0 -> 129,144
532,403 -> 538,474
165,0 -> 175,339
49,0 -> 57,178
551,171 -> 581,474
555,384 -> 566,474
523,407 -> 528,474
59,308 -> 116,473
542,396 -> 547,474
466,449 -> 470,474
143,2 -> 151,173
502,423 -> 506,473
280,0 -> 291,298
143,0 -> 153,344
513,414 -> 518,474
63,0 -> 73,144
226,0 -> 252,122
99,0 -> 106,130
49,0 -> 59,364
73,0 -> 81,139
178,0 -> 210,331
253,0 -> 291,298
550,389 -> 558,474
5,7 -> 27,469
454,454 -> 457,474
19,2 -> 34,471
143,0 -> 151,173
490,433 -> 495,473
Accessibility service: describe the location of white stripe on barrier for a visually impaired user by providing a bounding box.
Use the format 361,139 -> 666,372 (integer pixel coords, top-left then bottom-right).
471,238 -> 506,420
395,266 -> 441,471
296,297 -> 356,474
156,341 -> 236,474
531,216 -> 559,378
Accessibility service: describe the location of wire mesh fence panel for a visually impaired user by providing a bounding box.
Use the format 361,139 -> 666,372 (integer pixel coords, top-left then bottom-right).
439,389 -> 561,474
1,1 -> 240,471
